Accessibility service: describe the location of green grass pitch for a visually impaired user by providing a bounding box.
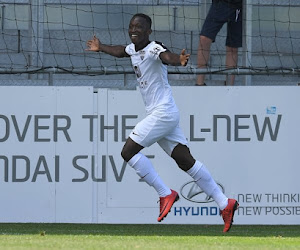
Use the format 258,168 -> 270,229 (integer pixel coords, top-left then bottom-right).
0,224 -> 299,249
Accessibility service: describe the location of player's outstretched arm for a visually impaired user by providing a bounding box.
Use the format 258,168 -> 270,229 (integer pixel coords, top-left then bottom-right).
160,49 -> 190,66
86,35 -> 128,58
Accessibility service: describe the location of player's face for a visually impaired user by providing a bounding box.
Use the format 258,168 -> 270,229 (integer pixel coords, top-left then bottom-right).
128,16 -> 151,49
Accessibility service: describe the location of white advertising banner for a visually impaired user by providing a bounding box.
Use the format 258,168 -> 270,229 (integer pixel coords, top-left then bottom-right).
98,87 -> 300,225
0,87 -> 95,223
0,86 -> 299,225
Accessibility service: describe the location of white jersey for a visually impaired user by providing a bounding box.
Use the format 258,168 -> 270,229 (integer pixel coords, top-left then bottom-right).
125,41 -> 178,115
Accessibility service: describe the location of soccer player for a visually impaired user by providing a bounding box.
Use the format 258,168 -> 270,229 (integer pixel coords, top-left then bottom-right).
86,13 -> 238,232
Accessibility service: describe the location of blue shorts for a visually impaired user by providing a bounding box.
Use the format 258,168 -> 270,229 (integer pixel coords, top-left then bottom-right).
200,1 -> 242,48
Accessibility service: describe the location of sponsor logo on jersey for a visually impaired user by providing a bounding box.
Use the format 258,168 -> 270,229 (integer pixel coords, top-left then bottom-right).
150,46 -> 161,55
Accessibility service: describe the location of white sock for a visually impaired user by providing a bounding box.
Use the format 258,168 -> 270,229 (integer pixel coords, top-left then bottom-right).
187,161 -> 228,210
128,152 -> 171,197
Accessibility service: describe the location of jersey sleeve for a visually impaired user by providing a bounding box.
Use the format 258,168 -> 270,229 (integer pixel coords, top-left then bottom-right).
150,42 -> 168,60
125,44 -> 134,56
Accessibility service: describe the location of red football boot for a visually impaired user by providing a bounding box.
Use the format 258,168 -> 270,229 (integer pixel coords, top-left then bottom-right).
221,198 -> 239,232
157,189 -> 179,222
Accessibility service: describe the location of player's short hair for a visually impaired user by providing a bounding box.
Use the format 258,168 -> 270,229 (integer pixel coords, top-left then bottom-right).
131,13 -> 152,29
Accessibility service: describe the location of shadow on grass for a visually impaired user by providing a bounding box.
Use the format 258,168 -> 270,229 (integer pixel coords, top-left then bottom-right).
0,224 -> 299,237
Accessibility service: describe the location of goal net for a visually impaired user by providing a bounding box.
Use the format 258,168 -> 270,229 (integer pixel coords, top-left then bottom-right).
0,0 -> 299,83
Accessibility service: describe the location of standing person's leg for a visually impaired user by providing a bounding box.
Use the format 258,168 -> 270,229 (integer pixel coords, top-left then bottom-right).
197,36 -> 213,86
225,7 -> 242,85
197,2 -> 226,86
225,46 -> 238,85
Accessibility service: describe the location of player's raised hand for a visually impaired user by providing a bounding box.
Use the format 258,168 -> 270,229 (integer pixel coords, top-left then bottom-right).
180,49 -> 190,66
86,35 -> 101,52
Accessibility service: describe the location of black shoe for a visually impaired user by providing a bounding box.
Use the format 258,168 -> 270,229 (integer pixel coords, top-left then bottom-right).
195,83 -> 207,86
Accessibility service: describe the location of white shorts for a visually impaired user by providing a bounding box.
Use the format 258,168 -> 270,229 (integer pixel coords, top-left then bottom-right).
129,110 -> 188,156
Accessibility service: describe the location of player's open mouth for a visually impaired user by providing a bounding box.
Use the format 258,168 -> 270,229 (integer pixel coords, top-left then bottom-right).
130,34 -> 138,42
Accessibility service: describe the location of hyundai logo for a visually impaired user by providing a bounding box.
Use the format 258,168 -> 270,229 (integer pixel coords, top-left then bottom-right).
180,181 -> 225,203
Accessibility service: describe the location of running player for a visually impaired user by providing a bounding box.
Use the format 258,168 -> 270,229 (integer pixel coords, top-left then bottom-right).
86,13 -> 238,232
